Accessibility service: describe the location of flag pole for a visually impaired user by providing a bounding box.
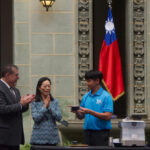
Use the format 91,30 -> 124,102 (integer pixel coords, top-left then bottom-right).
107,0 -> 112,8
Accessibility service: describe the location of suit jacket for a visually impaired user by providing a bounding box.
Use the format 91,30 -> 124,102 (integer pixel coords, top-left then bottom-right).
30,99 -> 62,145
0,80 -> 28,146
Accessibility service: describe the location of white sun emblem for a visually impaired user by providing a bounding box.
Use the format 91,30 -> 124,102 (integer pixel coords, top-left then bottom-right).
105,18 -> 115,35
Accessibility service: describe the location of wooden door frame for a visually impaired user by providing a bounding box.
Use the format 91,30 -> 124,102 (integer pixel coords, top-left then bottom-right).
0,0 -> 13,73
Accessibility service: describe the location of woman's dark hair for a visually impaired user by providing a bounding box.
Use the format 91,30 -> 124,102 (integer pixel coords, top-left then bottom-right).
35,77 -> 54,102
85,70 -> 103,84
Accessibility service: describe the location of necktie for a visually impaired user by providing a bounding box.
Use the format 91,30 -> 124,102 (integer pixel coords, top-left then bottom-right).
10,88 -> 16,99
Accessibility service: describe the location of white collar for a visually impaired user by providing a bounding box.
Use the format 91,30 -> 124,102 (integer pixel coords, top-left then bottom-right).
1,79 -> 10,89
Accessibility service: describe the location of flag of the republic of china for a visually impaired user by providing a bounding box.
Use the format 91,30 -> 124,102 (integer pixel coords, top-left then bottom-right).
99,7 -> 125,101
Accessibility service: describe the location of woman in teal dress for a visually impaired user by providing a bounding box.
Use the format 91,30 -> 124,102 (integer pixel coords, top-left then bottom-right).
30,77 -> 62,146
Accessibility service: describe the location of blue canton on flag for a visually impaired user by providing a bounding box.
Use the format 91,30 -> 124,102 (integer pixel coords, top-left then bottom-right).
104,7 -> 117,46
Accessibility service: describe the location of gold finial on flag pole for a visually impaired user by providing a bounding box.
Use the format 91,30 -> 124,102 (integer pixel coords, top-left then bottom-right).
107,0 -> 112,8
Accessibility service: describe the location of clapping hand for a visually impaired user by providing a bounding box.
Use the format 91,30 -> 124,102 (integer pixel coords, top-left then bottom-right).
20,94 -> 35,106
44,95 -> 50,108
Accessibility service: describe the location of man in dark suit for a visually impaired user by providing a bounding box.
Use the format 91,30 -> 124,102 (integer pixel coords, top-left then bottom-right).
0,64 -> 35,150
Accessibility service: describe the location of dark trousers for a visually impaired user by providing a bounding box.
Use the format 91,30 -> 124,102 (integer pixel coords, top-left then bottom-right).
83,130 -> 110,146
0,145 -> 19,150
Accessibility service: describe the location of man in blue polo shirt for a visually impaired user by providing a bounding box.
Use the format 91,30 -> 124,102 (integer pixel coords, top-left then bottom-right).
73,70 -> 113,146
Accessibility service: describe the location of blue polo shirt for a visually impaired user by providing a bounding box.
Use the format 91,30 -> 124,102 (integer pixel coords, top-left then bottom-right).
80,87 -> 113,130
